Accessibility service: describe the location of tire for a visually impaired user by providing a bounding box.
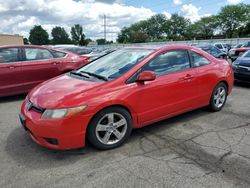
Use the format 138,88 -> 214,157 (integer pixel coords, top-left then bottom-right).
209,82 -> 228,112
87,107 -> 132,150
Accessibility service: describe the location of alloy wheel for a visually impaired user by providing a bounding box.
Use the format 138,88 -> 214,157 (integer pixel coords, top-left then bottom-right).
95,112 -> 128,145
213,86 -> 226,108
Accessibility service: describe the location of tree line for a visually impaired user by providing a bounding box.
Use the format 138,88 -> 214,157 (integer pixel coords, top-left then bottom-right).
26,24 -> 97,46
117,3 -> 250,43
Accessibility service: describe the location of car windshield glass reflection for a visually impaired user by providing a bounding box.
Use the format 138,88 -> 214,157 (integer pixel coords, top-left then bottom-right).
242,51 -> 250,58
76,49 -> 154,80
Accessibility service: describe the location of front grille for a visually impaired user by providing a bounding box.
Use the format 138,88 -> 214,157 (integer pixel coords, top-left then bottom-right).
239,66 -> 250,72
27,101 -> 45,113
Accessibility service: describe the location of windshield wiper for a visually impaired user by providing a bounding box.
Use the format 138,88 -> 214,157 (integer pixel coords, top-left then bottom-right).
70,70 -> 90,79
80,71 -> 108,81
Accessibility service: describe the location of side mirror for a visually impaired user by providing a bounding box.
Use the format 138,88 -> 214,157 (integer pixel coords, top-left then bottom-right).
137,71 -> 156,82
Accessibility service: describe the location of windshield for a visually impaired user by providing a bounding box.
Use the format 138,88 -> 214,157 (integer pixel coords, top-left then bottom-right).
236,44 -> 243,48
242,50 -> 250,58
242,42 -> 250,47
76,49 -> 154,80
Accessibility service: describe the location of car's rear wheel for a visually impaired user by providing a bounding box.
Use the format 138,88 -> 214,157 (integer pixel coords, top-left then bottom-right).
209,82 -> 228,112
87,107 -> 132,150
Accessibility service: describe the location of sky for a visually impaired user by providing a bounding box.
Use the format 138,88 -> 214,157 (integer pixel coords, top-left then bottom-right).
0,0 -> 249,41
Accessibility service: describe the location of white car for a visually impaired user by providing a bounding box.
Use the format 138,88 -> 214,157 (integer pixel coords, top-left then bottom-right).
214,43 -> 230,54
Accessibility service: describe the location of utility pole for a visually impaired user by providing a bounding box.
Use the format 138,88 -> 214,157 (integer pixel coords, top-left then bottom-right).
104,14 -> 106,43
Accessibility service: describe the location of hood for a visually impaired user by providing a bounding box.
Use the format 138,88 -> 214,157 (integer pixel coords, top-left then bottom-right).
29,74 -> 106,109
236,57 -> 250,67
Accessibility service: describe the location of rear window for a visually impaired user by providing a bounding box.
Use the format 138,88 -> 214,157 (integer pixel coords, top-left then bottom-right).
242,42 -> 250,47
189,51 -> 211,67
243,51 -> 250,58
51,50 -> 67,58
0,48 -> 19,63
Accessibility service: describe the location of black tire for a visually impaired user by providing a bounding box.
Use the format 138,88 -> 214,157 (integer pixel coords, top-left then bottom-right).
87,107 -> 132,150
209,82 -> 228,112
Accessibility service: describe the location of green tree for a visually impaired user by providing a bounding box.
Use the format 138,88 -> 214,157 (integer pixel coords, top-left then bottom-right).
189,16 -> 219,39
51,26 -> 71,44
85,38 -> 92,44
71,24 -> 87,46
96,38 -> 106,45
146,14 -> 168,40
117,14 -> 169,43
218,4 -> 248,38
117,27 -> 130,43
130,31 -> 148,43
167,14 -> 191,40
29,25 -> 49,45
23,38 -> 29,44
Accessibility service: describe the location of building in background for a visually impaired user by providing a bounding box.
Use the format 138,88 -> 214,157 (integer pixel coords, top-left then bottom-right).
0,34 -> 23,46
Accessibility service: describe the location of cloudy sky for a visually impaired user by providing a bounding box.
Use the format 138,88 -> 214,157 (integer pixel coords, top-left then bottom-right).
0,0 -> 249,41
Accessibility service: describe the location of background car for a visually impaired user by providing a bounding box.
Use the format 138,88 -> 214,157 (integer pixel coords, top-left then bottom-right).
214,43 -> 230,54
197,44 -> 228,59
229,43 -> 243,59
232,50 -> 250,83
229,41 -> 250,61
20,45 -> 234,150
84,48 -> 116,61
53,45 -> 92,56
0,45 -> 89,97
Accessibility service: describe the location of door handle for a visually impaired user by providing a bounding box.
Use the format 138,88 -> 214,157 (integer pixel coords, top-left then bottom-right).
7,66 -> 16,69
51,62 -> 60,65
181,74 -> 194,81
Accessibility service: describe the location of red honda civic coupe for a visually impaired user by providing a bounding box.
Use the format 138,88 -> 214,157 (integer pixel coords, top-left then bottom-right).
0,45 -> 88,97
20,45 -> 234,150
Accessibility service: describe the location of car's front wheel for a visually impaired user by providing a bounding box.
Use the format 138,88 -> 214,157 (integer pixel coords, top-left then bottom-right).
87,107 -> 132,150
209,82 -> 228,112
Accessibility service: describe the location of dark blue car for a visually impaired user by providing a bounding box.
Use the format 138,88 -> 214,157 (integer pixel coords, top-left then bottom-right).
232,50 -> 250,83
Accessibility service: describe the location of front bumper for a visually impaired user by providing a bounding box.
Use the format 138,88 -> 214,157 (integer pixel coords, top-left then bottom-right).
20,100 -> 93,150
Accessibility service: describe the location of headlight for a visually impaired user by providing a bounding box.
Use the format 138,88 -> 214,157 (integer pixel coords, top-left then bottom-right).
232,61 -> 239,69
42,105 -> 87,119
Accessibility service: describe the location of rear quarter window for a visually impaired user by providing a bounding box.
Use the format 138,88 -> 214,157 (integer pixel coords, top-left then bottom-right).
51,50 -> 67,58
189,51 -> 211,67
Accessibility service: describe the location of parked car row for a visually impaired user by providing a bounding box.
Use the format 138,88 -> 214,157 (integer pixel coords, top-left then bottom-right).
193,41 -> 250,61
229,41 -> 250,60
196,44 -> 228,60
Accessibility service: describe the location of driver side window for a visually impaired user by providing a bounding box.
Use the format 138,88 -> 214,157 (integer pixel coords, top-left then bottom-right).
141,50 -> 190,76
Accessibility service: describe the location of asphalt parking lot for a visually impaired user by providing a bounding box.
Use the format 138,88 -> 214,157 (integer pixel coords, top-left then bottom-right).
0,83 -> 250,188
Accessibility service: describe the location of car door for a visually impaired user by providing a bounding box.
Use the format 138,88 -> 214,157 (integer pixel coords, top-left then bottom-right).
21,47 -> 63,90
130,50 -> 199,126
189,50 -> 216,106
0,47 -> 24,96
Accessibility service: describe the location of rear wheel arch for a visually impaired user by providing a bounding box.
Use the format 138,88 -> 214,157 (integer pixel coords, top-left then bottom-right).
219,80 -> 229,95
209,82 -> 228,112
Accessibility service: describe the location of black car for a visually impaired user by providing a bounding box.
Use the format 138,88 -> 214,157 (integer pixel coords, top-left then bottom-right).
232,50 -> 250,83
197,44 -> 228,59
